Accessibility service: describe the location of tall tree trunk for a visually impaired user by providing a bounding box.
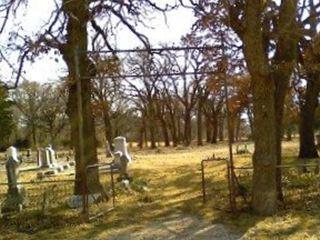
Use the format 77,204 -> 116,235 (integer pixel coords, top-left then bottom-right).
286,127 -> 292,141
184,111 -> 192,146
62,0 -> 101,195
211,115 -> 218,144
103,108 -> 113,150
147,105 -> 157,149
232,0 -> 298,215
229,114 -> 235,144
31,124 -> 37,148
177,116 -> 182,143
247,107 -> 254,138
197,102 -> 203,146
299,78 -> 320,158
168,111 -> 178,147
149,122 -> 156,149
148,114 -> 156,149
138,128 -> 144,149
235,113 -> 241,142
272,0 -> 298,203
144,125 -> 148,148
218,114 -> 224,141
206,116 -> 212,143
138,114 -> 146,149
242,3 -> 278,215
160,118 -> 170,147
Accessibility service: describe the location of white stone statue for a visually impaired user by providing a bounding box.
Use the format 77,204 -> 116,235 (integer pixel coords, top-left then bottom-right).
113,136 -> 132,180
6,146 -> 20,187
6,146 -> 19,163
1,146 -> 27,215
114,136 -> 132,163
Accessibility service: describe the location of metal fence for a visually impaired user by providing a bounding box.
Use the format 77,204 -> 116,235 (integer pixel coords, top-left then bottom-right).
201,158 -> 320,212
0,164 -> 119,229
0,178 -> 79,233
84,163 -> 118,221
0,179 -> 75,215
200,156 -> 231,211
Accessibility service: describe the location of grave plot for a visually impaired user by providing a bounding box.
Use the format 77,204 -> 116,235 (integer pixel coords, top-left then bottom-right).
0,146 -> 78,227
83,136 -> 133,221
83,164 -> 117,221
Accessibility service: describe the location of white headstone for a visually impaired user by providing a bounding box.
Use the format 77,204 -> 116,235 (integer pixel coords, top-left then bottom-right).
113,136 -> 132,163
113,137 -> 131,180
6,146 -> 19,163
46,145 -> 57,167
37,148 -> 42,167
1,146 -> 27,214
37,148 -> 51,168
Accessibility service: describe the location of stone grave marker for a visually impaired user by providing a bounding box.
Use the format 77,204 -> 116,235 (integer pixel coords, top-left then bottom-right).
1,146 -> 27,215
46,145 -> 58,168
113,136 -> 132,180
37,148 -> 51,168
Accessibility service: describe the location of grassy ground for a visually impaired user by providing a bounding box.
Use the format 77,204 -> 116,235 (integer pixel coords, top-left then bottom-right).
1,140 -> 320,239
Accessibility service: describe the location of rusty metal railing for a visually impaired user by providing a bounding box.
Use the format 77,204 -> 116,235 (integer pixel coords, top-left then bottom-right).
84,162 -> 119,221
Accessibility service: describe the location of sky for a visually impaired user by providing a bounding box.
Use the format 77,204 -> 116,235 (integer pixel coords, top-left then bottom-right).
1,1 -> 196,84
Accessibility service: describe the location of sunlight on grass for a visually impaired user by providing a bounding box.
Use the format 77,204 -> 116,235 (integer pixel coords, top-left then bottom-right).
1,140 -> 320,239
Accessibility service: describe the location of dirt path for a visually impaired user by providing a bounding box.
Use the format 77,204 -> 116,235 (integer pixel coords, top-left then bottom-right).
109,213 -> 242,240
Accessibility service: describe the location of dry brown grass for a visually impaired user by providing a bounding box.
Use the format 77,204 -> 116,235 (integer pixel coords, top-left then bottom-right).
1,140 -> 320,239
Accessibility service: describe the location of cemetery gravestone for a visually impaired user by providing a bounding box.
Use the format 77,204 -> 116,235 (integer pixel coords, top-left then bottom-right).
37,148 -> 50,168
113,136 -> 132,180
1,146 -> 27,215
46,145 -> 58,167
236,144 -> 250,155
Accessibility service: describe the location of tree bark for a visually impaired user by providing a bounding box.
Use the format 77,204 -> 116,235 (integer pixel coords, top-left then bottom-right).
184,111 -> 192,146
103,107 -> 113,150
242,2 -> 278,215
31,124 -> 37,147
160,118 -> 170,147
299,78 -> 320,158
197,102 -> 203,146
206,116 -> 212,143
228,114 -> 235,144
229,0 -> 298,215
247,107 -> 254,138
138,117 -> 145,149
218,115 -> 224,141
168,112 -> 178,147
211,115 -> 218,144
235,113 -> 241,142
272,1 -> 298,202
62,0 -> 101,195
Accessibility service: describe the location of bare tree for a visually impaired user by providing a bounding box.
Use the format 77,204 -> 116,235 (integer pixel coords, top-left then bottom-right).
92,55 -> 124,149
13,81 -> 45,147
1,0 -> 174,195
40,82 -> 68,145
